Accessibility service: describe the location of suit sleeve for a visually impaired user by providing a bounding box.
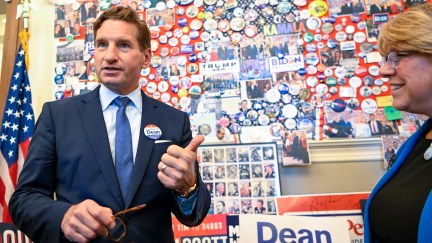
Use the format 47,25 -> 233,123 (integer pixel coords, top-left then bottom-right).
170,112 -> 211,227
9,103 -> 71,243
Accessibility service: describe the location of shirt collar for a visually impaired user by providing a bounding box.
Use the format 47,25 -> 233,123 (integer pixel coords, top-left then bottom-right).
99,84 -> 142,112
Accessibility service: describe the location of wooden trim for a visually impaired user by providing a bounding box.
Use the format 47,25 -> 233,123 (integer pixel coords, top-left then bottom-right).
0,0 -> 22,123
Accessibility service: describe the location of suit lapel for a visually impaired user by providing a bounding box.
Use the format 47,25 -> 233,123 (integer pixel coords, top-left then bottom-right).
79,87 -> 124,209
126,92 -> 161,207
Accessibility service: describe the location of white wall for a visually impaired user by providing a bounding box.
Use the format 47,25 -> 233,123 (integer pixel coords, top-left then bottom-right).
28,0 -> 55,119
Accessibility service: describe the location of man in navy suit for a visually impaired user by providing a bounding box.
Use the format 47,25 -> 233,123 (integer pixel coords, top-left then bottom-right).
10,6 -> 210,243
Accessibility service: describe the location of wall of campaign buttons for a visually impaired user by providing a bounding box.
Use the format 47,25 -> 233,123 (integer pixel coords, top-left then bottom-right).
25,0 -> 420,195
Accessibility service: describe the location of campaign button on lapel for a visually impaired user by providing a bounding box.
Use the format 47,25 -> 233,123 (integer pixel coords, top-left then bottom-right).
144,125 -> 162,140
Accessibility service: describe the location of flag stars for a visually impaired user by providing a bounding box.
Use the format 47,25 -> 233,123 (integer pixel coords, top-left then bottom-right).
0,134 -> 7,141
8,96 -> 16,104
11,123 -> 18,131
14,110 -> 21,118
19,49 -> 25,56
26,113 -> 33,120
8,150 -> 13,158
5,109 -> 13,116
3,121 -> 11,128
17,99 -> 22,106
25,85 -> 31,92
16,60 -> 23,67
14,72 -> 20,80
10,136 -> 16,144
11,84 -> 18,91
23,125 -> 29,133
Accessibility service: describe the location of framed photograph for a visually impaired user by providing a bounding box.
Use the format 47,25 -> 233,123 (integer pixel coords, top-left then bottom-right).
198,142 -> 281,215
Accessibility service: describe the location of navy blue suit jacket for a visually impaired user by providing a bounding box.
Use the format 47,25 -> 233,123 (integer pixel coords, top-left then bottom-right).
10,86 -> 210,243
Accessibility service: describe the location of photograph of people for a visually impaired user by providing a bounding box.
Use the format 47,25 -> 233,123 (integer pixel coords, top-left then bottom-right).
226,147 -> 237,162
205,182 -> 214,197
228,200 -> 240,214
215,182 -> 226,197
239,164 -> 251,180
355,116 -> 372,138
263,146 -> 275,160
252,181 -> 265,197
264,164 -> 276,178
364,4 -> 432,242
227,182 -> 239,196
254,199 -> 267,214
214,165 -> 225,179
214,148 -> 225,163
227,165 -> 238,179
250,146 -> 262,161
340,0 -> 365,14
241,199 -> 253,214
369,113 -> 383,136
202,165 -> 213,180
240,182 -> 251,197
10,6 -> 210,242
252,165 -> 263,178
238,148 -> 250,162
215,200 -> 227,214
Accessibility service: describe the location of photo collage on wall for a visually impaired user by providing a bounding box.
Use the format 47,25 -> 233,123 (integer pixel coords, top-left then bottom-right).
198,143 -> 281,216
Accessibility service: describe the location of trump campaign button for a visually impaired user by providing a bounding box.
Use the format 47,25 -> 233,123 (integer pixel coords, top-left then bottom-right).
144,124 -> 162,140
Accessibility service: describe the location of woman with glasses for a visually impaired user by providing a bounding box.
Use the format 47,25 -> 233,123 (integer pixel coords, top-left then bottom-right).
364,3 -> 432,243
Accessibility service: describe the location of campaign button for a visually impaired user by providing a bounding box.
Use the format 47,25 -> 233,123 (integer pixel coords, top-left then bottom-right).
144,124 -> 162,140
330,98 -> 346,112
361,98 -> 378,114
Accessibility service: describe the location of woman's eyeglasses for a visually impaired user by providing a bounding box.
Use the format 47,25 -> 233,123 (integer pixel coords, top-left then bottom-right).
107,204 -> 147,242
380,51 -> 416,68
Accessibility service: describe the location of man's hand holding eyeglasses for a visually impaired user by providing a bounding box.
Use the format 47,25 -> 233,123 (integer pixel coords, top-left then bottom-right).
157,135 -> 204,196
61,199 -> 116,243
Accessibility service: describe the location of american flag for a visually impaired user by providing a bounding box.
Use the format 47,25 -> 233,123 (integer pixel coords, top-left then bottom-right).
0,45 -> 34,223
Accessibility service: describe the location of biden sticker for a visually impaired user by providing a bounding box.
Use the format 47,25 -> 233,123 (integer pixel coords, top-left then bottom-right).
144,124 -> 162,140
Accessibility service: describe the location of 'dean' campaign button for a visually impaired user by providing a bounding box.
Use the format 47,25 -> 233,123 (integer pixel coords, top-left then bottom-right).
144,124 -> 162,140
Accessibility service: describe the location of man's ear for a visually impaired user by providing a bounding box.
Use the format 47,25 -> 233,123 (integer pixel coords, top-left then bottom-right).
141,48 -> 152,69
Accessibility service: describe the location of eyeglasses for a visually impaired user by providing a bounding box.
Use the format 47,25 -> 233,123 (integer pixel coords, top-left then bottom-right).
107,204 -> 147,242
380,51 -> 416,68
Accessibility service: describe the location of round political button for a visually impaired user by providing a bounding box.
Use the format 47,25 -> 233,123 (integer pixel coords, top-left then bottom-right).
353,32 -> 366,43
299,88 -> 311,100
297,117 -> 314,133
306,76 -> 319,87
265,88 -> 281,103
146,82 -> 157,93
284,118 -> 297,129
349,76 -> 362,88
330,98 -> 346,112
359,86 -> 372,97
282,104 -> 298,119
361,98 -> 378,114
308,0 -> 328,17
347,98 -> 360,110
335,31 -> 347,42
230,17 -> 246,31
368,65 -> 380,76
321,22 -> 334,34
315,83 -> 329,95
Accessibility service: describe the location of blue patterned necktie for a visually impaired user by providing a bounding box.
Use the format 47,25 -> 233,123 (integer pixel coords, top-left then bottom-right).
113,97 -> 133,203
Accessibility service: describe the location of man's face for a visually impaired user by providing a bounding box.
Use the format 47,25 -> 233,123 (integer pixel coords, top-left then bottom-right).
94,20 -> 151,95
217,184 -> 225,193
216,202 -> 224,213
216,129 -> 225,140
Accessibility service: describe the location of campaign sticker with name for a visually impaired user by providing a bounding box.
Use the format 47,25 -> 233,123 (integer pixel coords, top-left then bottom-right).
144,124 -> 162,140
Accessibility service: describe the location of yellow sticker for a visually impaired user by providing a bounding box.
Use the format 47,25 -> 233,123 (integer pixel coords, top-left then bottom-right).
376,95 -> 393,107
308,0 -> 328,17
